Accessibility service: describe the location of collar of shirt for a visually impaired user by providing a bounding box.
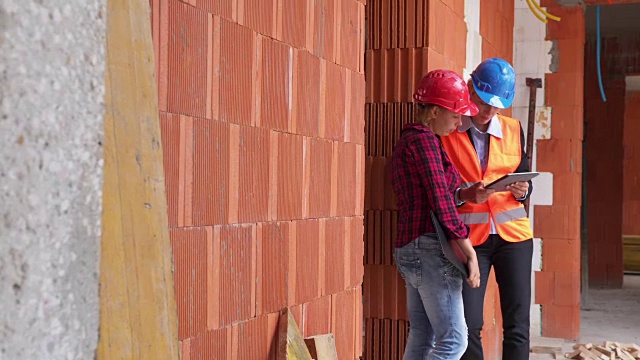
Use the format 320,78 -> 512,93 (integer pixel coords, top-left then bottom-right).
458,115 -> 503,139
403,123 -> 430,133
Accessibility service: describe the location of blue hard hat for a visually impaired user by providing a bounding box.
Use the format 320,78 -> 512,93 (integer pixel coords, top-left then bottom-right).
471,58 -> 516,109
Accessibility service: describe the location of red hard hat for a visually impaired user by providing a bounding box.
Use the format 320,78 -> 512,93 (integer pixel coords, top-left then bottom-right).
413,70 -> 479,116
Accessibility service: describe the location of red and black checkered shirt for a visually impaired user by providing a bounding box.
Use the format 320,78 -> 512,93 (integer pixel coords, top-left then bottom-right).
390,123 -> 470,248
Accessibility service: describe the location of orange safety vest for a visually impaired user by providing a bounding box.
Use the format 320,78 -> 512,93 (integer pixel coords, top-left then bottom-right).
440,115 -> 533,246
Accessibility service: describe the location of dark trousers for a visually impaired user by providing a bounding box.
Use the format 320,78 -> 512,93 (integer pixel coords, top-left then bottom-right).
460,235 -> 533,360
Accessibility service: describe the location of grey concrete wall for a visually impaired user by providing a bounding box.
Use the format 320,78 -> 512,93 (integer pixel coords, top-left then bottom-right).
0,1 -> 105,358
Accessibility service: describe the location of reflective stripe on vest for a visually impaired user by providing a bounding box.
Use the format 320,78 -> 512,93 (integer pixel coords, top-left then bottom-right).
494,207 -> 527,225
459,212 -> 490,225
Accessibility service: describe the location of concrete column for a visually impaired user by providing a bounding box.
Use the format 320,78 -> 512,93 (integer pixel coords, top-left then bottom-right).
0,1 -> 105,358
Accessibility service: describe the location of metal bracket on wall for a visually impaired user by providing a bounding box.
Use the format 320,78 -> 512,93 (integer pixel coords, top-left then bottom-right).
524,77 -> 543,214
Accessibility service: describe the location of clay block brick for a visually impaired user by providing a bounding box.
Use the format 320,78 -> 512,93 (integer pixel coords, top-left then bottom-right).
354,285 -> 363,358
159,113 -> 180,227
220,224 -> 255,326
363,264 -> 406,321
296,219 -> 321,304
237,126 -> 269,222
219,19 -> 254,125
190,327 -> 230,359
260,38 -> 292,132
550,106 -> 583,140
553,271 -> 580,306
454,15 -> 468,71
545,72 -> 583,108
332,289 -> 356,360
292,50 -> 322,137
535,270 -> 554,305
170,227 -> 208,340
237,315 -> 272,360
167,1 -> 208,118
427,47 -> 446,73
338,0 -> 361,73
534,205 -> 581,240
349,72 -> 366,145
256,222 -> 289,315
324,217 -> 347,295
553,172 -> 582,207
337,142 -> 358,217
308,138 -> 333,218
349,216 -> 365,288
313,0 -> 336,61
303,295 -> 332,336
178,116 -> 195,226
542,239 -> 580,273
443,7 -> 461,62
536,139 -> 577,174
207,227 -> 221,330
623,201 -> 640,235
542,303 -> 580,339
382,264 -> 404,320
280,0 -> 307,48
241,0 -> 276,37
556,39 -> 584,74
546,6 -> 585,41
449,0 -> 465,17
481,38 -> 499,62
365,156 -> 397,211
428,0 -> 446,54
363,265 -> 381,318
191,0 -> 233,19
365,48 -> 429,103
365,157 -> 383,210
192,119 -> 229,226
181,339 -> 191,360
277,132 -> 304,220
324,61 -> 347,141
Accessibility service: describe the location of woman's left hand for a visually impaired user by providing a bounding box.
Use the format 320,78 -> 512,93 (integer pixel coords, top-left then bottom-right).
506,181 -> 529,199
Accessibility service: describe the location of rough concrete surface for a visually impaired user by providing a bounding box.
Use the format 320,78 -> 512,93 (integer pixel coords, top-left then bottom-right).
580,274 -> 640,344
0,1 -> 105,359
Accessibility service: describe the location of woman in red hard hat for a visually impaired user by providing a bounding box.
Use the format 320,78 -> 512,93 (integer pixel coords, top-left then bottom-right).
390,69 -> 481,360
440,58 -> 534,360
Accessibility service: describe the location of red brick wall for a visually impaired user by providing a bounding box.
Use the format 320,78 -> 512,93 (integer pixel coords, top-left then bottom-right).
533,2 -> 585,340
363,0 -> 468,358
150,0 -> 366,358
584,39 -> 625,287
582,35 -> 640,286
624,91 -> 640,235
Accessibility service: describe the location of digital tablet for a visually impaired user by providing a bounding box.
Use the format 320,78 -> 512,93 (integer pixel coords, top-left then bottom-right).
484,172 -> 540,191
431,211 -> 468,278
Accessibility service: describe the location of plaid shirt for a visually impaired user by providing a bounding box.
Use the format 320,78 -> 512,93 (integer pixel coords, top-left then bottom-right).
390,123 -> 470,248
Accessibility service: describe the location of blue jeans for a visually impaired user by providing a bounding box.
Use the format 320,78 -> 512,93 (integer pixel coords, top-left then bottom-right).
395,234 -> 468,360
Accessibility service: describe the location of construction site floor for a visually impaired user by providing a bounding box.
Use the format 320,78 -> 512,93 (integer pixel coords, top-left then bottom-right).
531,274 -> 640,359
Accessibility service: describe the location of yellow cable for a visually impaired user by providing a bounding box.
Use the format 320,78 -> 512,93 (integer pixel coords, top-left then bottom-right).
532,0 -> 562,22
526,0 -> 547,23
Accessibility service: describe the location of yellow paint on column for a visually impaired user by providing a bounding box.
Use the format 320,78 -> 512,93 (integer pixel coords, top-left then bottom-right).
97,0 -> 179,358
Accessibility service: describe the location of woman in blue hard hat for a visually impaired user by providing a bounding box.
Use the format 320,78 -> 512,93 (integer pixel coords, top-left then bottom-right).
439,58 -> 534,360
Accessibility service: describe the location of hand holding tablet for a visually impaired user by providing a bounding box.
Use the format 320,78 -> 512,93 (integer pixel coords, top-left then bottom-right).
484,172 -> 540,192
